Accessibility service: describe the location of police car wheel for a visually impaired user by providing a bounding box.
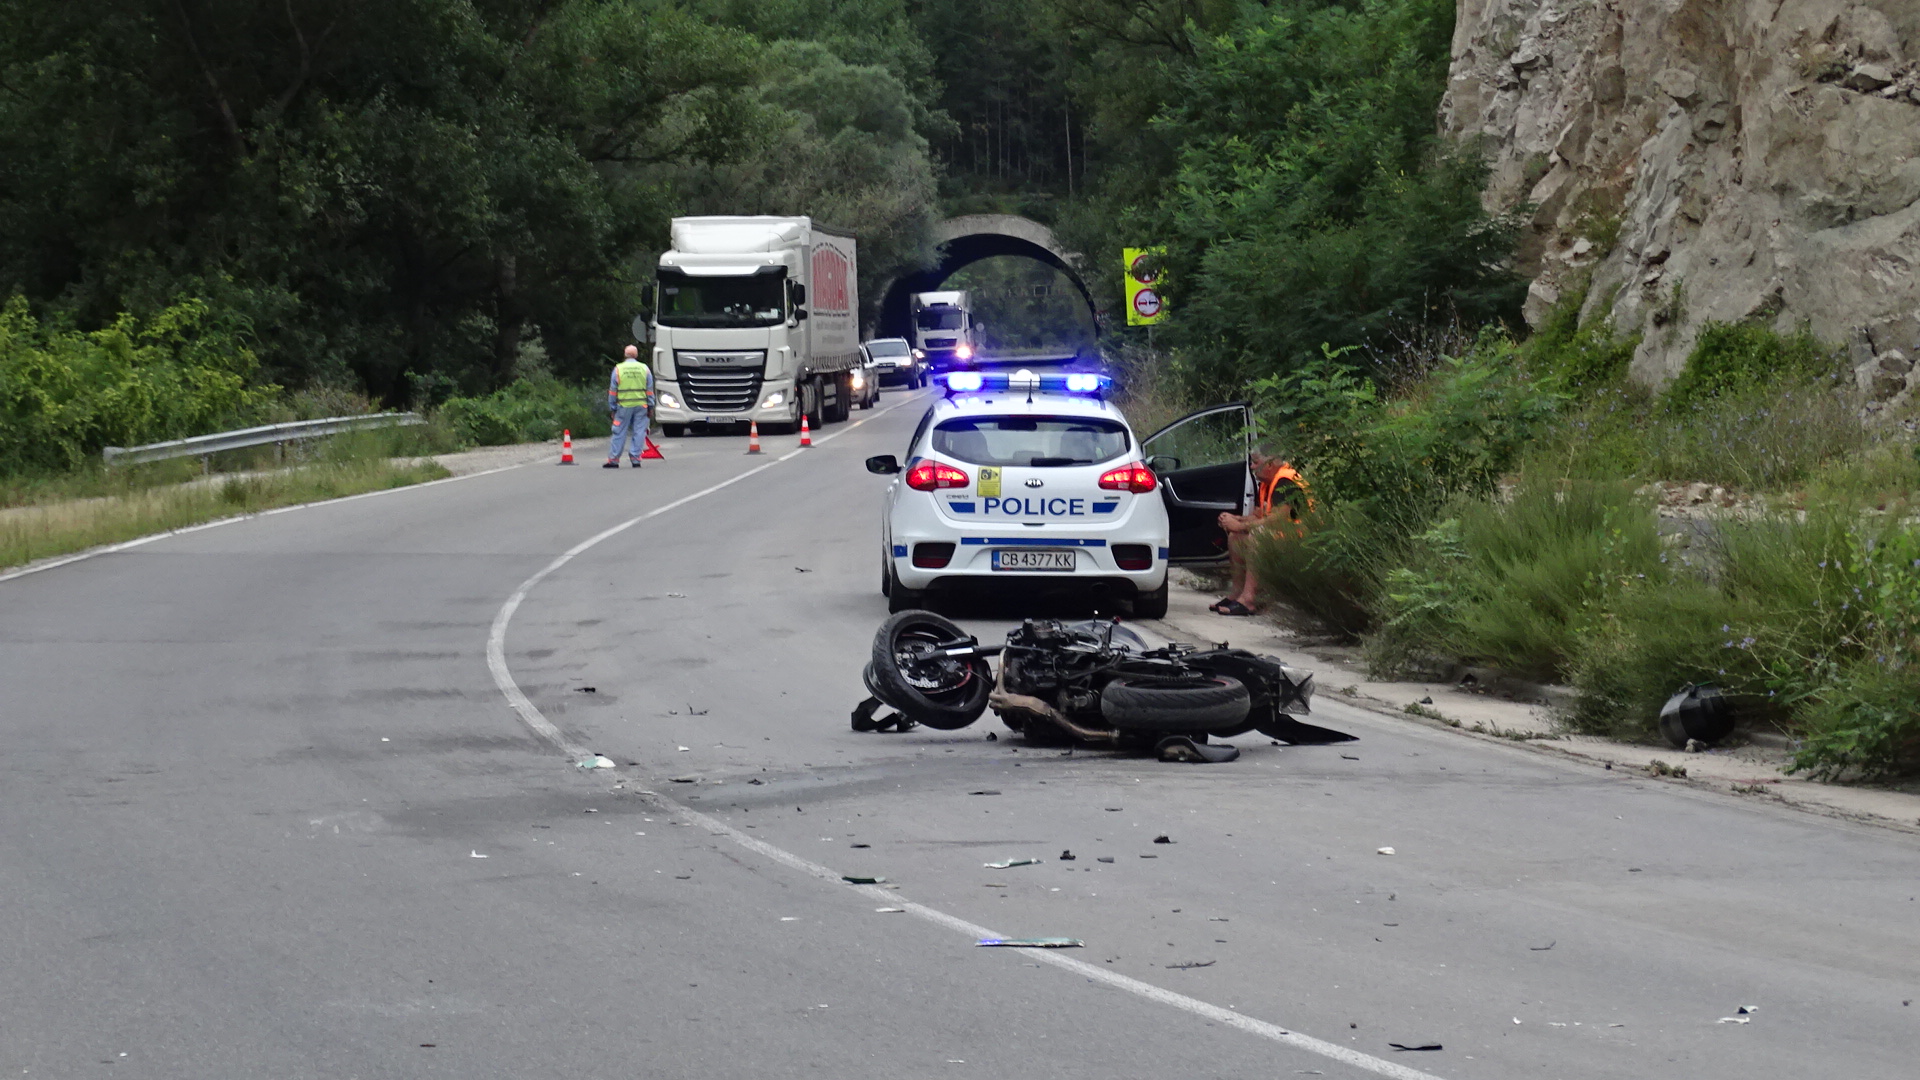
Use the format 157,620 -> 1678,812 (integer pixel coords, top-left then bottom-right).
880,555 -> 892,597
1130,582 -> 1169,620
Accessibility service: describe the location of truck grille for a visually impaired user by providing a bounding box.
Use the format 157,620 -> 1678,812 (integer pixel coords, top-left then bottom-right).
675,352 -> 766,413
681,367 -> 764,412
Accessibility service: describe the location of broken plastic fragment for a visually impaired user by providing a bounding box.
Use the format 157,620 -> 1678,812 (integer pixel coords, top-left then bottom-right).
874,907 -> 905,913
469,851 -> 488,859
1717,1016 -> 1750,1025
1389,1043 -> 1442,1052
575,754 -> 616,770
976,937 -> 1082,948
1377,847 -> 1396,855
1096,856 -> 1115,863
983,858 -> 1038,869
842,875 -> 885,885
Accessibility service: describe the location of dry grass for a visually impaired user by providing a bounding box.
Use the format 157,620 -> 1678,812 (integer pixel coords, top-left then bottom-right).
1,457 -> 449,571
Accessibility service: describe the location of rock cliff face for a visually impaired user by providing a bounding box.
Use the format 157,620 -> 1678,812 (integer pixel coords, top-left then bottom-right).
1442,0 -> 1920,392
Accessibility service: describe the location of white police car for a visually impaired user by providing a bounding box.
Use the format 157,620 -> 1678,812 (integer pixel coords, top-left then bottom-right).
865,370 -> 1257,617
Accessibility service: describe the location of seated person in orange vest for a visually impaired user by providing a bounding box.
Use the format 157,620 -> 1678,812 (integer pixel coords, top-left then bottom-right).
1211,452 -> 1309,617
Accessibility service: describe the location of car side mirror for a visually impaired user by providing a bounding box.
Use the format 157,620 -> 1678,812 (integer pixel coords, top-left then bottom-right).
791,283 -> 807,306
865,455 -> 901,475
1147,454 -> 1180,473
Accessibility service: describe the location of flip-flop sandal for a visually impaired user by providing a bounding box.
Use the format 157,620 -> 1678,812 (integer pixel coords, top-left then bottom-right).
1208,598 -> 1234,613
1217,599 -> 1256,616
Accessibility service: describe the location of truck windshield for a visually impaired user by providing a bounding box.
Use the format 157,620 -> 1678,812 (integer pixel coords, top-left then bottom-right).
657,270 -> 785,328
932,417 -> 1130,468
916,309 -> 965,331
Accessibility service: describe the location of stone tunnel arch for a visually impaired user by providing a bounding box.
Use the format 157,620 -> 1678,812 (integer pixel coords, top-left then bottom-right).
874,214 -> 1099,343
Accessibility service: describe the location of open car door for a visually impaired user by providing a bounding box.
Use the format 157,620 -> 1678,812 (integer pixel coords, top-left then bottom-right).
1140,402 -> 1253,564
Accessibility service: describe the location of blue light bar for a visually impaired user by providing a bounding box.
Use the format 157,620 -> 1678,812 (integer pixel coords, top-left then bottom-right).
934,370 -> 1111,396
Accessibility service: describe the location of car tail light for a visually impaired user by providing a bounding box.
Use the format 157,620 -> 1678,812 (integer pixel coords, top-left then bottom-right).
1113,544 -> 1153,571
905,460 -> 971,491
912,542 -> 955,568
1098,462 -> 1157,493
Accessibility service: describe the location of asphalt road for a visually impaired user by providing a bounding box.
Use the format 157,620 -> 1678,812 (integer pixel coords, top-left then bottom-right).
3,388 -> 1916,1079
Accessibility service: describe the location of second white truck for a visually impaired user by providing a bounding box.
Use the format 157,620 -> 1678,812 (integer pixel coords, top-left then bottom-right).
650,216 -> 860,435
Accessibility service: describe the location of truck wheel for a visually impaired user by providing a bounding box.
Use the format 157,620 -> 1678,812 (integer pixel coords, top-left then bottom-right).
1099,674 -> 1251,734
1130,581 -> 1169,619
828,374 -> 852,422
662,424 -> 686,438
803,379 -> 825,429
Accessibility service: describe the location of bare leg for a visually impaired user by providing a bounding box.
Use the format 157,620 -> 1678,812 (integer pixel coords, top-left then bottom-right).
1228,532 -> 1259,611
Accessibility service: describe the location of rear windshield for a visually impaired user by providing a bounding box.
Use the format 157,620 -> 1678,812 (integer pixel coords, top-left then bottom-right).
866,340 -> 910,356
931,416 -> 1130,468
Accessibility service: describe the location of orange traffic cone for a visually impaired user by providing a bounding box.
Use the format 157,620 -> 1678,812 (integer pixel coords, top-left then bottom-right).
641,433 -> 663,460
746,420 -> 762,455
558,429 -> 575,465
799,414 -> 812,448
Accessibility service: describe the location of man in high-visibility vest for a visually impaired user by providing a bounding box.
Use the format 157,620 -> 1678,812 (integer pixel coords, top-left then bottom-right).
606,344 -> 654,468
1210,452 -> 1311,616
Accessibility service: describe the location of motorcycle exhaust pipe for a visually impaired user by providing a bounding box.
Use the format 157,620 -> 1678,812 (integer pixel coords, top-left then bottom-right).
988,664 -> 1117,744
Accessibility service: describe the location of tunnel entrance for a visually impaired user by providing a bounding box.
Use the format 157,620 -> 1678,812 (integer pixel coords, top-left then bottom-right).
876,215 -> 1098,353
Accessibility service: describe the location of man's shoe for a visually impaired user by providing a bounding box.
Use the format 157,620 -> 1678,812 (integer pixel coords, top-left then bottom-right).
629,460 -> 642,469
602,460 -> 620,469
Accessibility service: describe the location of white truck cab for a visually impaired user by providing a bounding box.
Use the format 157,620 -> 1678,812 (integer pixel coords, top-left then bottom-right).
651,216 -> 859,436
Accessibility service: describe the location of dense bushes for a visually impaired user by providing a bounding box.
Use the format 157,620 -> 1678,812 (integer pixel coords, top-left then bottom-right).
1224,310 -> 1920,778
439,378 -> 607,447
0,296 -> 276,474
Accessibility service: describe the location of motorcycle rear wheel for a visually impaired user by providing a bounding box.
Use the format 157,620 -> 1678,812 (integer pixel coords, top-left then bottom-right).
1100,674 -> 1250,734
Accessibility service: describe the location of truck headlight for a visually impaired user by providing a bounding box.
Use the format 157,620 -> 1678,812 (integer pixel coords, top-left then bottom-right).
760,391 -> 785,409
657,391 -> 681,410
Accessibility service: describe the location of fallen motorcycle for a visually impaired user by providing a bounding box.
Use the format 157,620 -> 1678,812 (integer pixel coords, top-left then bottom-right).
853,610 -> 1353,761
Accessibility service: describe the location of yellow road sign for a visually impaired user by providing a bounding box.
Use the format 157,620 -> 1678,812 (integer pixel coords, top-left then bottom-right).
1123,247 -> 1167,326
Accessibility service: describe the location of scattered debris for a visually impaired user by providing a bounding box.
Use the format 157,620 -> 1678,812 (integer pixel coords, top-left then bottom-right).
665,592 -> 686,597
1738,1005 -> 1758,1015
1165,960 -> 1216,969
747,778 -> 763,785
1153,835 -> 1173,844
1208,917 -> 1229,922
1418,696 -> 1433,705
1376,847 -> 1396,855
976,938 -> 1082,948
985,732 -> 997,741
984,883 -> 1007,888
984,858 -> 1038,869
969,790 -> 1002,796
668,776 -> 698,783
1140,854 -> 1158,859
794,567 -> 812,573
675,874 -> 691,879
851,843 -> 870,849
1105,807 -> 1122,812
687,704 -> 708,716
874,907 -> 905,913
575,755 -> 617,770
842,875 -> 885,885
677,745 -> 691,752
583,808 -> 598,814
1059,850 -> 1076,861
1340,754 -> 1359,760
1646,759 -> 1688,778
1717,1016 -> 1750,1025
1096,856 -> 1115,863
1685,738 -> 1706,753
574,686 -> 597,694
1389,1043 -> 1442,1052
1530,941 -> 1555,951
469,851 -> 488,858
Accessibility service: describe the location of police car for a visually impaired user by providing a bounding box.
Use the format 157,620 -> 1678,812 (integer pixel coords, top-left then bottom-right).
865,370 -> 1258,617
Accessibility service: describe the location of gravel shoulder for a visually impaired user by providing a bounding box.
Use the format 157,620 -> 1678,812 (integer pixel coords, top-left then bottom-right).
1144,569 -> 1920,834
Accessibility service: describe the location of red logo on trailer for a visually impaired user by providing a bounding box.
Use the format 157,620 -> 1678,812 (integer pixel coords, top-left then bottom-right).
810,247 -> 851,314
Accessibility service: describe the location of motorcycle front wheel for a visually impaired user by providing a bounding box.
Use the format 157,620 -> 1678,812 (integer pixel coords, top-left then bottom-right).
869,610 -> 992,729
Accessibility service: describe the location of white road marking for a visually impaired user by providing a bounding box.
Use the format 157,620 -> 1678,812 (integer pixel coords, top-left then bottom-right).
0,462 -> 529,586
483,392 -> 1450,1080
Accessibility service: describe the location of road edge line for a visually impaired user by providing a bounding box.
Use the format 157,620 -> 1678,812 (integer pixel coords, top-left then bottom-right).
0,461 -> 530,587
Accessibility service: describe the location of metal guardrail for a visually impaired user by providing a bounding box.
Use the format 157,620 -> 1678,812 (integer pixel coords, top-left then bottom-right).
102,412 -> 423,467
